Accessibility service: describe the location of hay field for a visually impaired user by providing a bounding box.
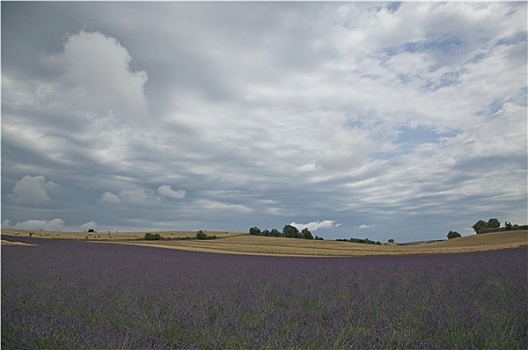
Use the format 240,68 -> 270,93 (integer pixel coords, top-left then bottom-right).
124,230 -> 528,256
2,228 -> 526,256
0,229 -> 243,241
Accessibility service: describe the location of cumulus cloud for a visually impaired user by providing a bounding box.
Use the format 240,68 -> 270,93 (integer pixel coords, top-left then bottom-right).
291,220 -> 337,232
1,2 -> 525,241
12,219 -> 65,231
8,175 -> 58,205
80,221 -> 97,231
157,185 -> 186,199
43,31 -> 148,119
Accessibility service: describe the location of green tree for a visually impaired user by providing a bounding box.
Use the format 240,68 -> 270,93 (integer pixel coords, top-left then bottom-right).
283,225 -> 299,238
270,228 -> 282,237
447,231 -> 462,239
249,227 -> 261,235
472,220 -> 488,234
144,232 -> 161,240
301,228 -> 313,240
488,218 -> 500,229
196,230 -> 208,239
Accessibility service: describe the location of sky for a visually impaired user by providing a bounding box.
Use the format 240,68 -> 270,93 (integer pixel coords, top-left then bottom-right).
1,1 -> 527,242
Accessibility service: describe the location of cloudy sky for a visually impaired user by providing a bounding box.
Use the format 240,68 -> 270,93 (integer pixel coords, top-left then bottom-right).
2,1 -> 527,241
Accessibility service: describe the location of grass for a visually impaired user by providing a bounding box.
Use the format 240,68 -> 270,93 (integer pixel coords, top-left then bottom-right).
2,228 -> 526,256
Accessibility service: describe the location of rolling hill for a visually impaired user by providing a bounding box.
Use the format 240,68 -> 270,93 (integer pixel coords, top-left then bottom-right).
2,228 -> 526,256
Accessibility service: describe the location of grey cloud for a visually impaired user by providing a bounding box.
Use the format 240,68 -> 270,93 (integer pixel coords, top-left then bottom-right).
157,185 -> 186,199
2,2 -> 526,241
100,192 -> 120,204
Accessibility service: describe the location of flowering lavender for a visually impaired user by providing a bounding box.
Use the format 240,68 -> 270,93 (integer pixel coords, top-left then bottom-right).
2,237 -> 527,349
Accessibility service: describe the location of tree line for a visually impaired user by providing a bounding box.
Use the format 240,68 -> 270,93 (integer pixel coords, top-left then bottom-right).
249,225 -> 324,240
447,218 -> 527,239
472,218 -> 527,234
336,237 -> 383,245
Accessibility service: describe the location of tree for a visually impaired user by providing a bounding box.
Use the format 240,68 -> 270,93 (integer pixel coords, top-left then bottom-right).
282,225 -> 299,238
301,228 -> 313,240
472,220 -> 488,234
487,218 -> 500,229
249,227 -> 261,235
196,230 -> 208,239
447,231 -> 461,239
270,229 -> 282,237
144,232 -> 161,240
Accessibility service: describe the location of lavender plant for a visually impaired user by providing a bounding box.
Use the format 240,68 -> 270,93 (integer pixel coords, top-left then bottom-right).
2,237 -> 526,349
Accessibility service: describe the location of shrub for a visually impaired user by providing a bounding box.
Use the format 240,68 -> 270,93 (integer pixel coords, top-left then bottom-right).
196,230 -> 216,240
447,231 -> 462,239
144,232 -> 161,240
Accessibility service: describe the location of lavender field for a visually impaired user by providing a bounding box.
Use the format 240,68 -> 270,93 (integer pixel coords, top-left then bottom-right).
2,237 -> 527,349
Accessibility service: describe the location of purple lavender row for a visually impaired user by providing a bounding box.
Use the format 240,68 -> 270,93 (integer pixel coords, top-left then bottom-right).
2,238 -> 527,349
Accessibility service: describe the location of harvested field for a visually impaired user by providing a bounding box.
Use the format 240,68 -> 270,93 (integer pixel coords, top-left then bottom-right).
0,229 -> 243,241
4,228 -> 525,256
127,231 -> 528,256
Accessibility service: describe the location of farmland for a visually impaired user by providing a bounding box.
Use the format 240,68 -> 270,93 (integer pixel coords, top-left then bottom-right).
2,236 -> 527,349
2,228 -> 527,256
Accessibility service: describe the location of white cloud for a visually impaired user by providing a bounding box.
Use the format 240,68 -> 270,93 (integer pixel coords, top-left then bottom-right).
43,31 -> 148,119
100,188 -> 161,205
1,2 -> 525,242
195,199 -> 252,213
359,224 -> 373,229
157,185 -> 186,199
8,175 -> 57,205
80,221 -> 97,231
291,220 -> 337,232
12,219 -> 65,231
100,192 -> 120,204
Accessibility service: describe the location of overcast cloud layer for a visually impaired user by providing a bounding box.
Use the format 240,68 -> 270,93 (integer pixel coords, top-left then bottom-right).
2,2 -> 527,241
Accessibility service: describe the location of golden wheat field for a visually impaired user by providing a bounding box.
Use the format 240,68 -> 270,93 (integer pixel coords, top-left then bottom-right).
2,228 -> 526,256
0,229 -> 243,241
